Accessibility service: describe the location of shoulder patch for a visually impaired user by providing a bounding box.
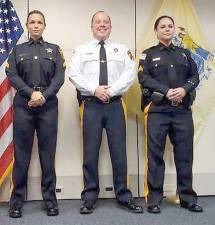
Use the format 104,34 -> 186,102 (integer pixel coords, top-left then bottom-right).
138,65 -> 144,73
127,50 -> 134,60
5,62 -> 9,69
58,47 -> 66,68
140,53 -> 147,60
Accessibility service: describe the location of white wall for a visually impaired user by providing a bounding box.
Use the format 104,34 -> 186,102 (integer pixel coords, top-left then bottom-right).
0,0 -> 215,201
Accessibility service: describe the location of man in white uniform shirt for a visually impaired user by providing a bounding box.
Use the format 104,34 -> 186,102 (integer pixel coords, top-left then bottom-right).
68,11 -> 143,214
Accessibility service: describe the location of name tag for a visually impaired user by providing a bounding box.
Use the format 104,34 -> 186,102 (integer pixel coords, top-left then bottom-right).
152,57 -> 161,61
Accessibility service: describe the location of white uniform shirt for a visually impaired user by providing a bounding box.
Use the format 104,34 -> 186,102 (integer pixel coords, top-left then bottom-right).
67,38 -> 136,97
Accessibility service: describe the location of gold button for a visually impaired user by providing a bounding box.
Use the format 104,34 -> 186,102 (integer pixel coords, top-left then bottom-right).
34,56 -> 38,60
21,58 -> 23,61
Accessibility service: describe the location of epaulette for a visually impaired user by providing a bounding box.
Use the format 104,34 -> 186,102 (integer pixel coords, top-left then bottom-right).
145,45 -> 157,52
43,41 -> 58,49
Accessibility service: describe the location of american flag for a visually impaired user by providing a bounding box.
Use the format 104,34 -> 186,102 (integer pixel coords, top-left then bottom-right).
0,0 -> 26,186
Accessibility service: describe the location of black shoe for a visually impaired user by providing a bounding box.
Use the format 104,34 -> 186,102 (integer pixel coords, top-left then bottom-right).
8,208 -> 22,218
80,200 -> 96,214
147,205 -> 161,214
181,202 -> 203,212
118,200 -> 144,213
46,207 -> 59,216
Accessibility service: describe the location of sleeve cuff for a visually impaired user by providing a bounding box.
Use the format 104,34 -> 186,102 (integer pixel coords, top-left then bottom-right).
182,84 -> 191,93
108,87 -> 115,97
160,86 -> 169,95
90,84 -> 98,96
24,87 -> 34,98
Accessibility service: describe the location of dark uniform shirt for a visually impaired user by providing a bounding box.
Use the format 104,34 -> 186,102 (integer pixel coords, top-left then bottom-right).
6,38 -> 65,100
138,42 -> 199,112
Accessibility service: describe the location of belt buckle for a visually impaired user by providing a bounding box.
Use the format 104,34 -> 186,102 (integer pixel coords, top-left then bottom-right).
171,101 -> 179,107
33,86 -> 43,92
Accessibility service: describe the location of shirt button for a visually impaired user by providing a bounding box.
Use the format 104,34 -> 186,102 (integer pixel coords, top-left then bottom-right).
170,64 -> 174,67
34,56 -> 38,60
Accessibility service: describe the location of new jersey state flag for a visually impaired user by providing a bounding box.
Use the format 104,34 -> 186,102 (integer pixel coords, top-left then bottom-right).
126,0 -> 215,144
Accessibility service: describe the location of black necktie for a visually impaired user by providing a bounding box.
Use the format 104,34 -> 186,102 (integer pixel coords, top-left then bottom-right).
99,41 -> 108,85
31,42 -> 41,87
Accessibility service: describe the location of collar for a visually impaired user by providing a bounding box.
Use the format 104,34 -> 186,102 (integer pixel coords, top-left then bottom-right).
158,42 -> 176,51
91,38 -> 111,47
28,37 -> 44,46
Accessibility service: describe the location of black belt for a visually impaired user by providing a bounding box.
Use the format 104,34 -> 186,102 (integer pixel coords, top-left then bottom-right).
32,86 -> 47,92
82,95 -> 121,104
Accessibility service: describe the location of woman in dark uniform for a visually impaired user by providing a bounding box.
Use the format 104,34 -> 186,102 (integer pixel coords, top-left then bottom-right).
138,15 -> 203,214
6,10 -> 65,218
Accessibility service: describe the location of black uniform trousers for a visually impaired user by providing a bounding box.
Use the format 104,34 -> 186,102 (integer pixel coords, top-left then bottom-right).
81,98 -> 132,203
10,93 -> 58,210
145,105 -> 197,206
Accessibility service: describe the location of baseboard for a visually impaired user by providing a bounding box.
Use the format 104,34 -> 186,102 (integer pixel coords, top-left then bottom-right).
1,173 -> 215,202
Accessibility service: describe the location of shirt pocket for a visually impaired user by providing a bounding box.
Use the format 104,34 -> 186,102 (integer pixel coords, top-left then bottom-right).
107,53 -> 124,75
41,54 -> 56,77
16,54 -> 31,63
107,54 -> 124,63
82,54 -> 99,75
82,54 -> 98,63
150,59 -> 167,78
175,60 -> 190,78
16,54 -> 32,75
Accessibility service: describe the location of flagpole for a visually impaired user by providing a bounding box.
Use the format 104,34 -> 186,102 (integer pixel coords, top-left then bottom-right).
27,0 -> 29,39
25,0 -> 30,202
134,0 -> 140,198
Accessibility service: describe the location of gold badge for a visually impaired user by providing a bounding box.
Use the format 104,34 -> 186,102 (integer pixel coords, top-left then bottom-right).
46,48 -> 53,54
127,50 -> 134,60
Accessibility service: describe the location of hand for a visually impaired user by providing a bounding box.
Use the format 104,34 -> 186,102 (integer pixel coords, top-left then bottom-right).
31,91 -> 43,101
28,96 -> 45,107
28,91 -> 46,107
166,87 -> 186,102
166,88 -> 174,99
94,85 -> 110,102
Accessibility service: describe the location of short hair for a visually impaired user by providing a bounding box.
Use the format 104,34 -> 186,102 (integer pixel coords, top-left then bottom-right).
154,15 -> 174,30
26,10 -> 46,26
91,11 -> 111,26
